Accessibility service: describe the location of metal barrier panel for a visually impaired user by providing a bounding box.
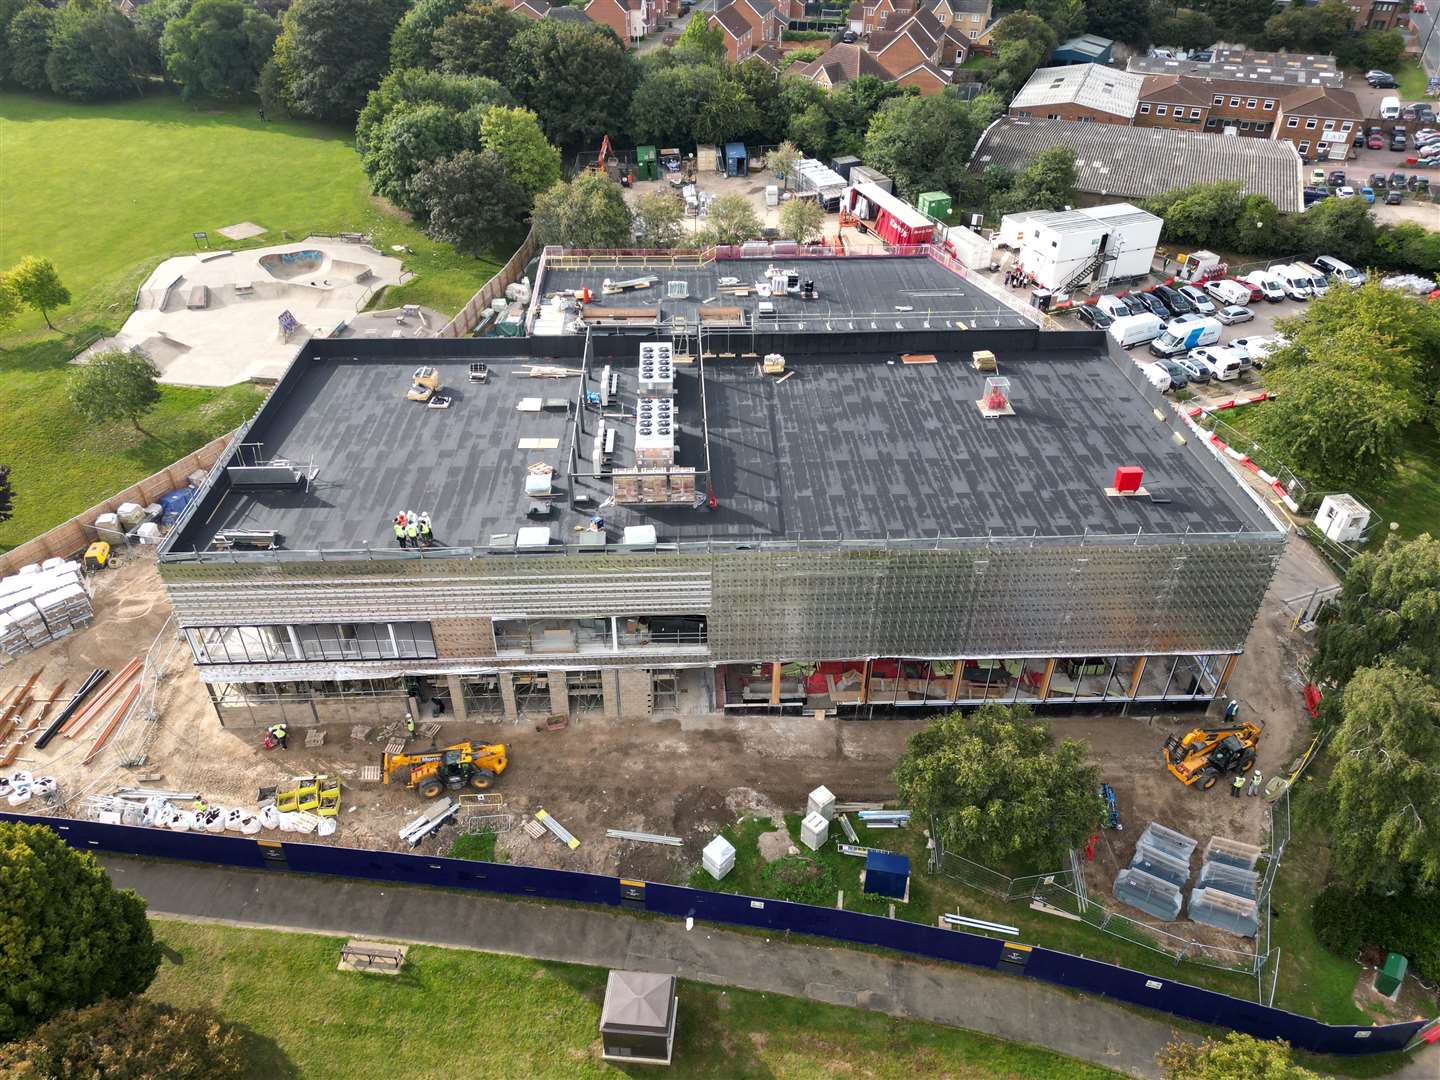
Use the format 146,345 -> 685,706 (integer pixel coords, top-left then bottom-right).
0,812 -> 269,869
277,840 -> 621,906
1023,947 -> 1425,1055
643,882 -> 1005,969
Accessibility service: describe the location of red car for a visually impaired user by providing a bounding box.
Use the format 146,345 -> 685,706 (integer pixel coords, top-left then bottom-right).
1368,135 -> 1386,149
1229,277 -> 1264,303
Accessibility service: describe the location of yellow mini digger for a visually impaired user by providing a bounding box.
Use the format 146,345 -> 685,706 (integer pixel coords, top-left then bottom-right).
1163,721 -> 1261,790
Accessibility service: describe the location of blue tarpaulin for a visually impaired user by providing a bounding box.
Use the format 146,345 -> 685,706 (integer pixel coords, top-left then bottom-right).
158,487 -> 194,525
864,850 -> 910,898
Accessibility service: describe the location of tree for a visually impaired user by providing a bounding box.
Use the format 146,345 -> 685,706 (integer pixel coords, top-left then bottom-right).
1159,1033 -> 1317,1080
988,145 -> 1076,219
1374,222 -> 1440,277
768,139 -> 800,191
0,270 -> 18,334
1264,0 -> 1350,52
1152,8 -> 1217,51
1327,664 -> 1440,891
532,171 -> 634,248
1291,195 -> 1376,263
1145,181 -> 1244,250
273,0 -> 407,122
0,996 -> 247,1080
1084,0 -> 1152,48
6,4 -> 54,92
0,465 -> 12,526
432,0 -> 525,83
1230,193 -> 1290,257
730,56 -> 784,143
894,705 -> 1105,865
69,350 -> 163,437
779,197 -> 823,243
632,192 -> 686,249
694,75 -> 759,147
780,45 -> 821,70
133,0 -> 192,81
700,193 -> 762,246
506,20 -> 636,149
162,0 -> 278,100
674,10 -> 724,62
986,13 -> 1057,100
361,101 -> 476,210
479,106 -> 561,199
0,821 -> 160,1041
863,93 -> 996,201
355,67 -> 513,155
7,256 -> 70,330
44,5 -> 147,100
628,62 -> 719,148
1312,534 -> 1440,688
409,149 -> 529,255
389,0 -> 468,70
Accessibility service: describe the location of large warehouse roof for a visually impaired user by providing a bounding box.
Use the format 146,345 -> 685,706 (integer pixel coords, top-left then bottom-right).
164,334 -> 1277,557
1010,63 -> 1144,120
971,118 -> 1303,212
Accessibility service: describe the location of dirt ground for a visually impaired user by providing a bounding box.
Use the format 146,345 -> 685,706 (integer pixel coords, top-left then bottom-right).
2,534 -> 1334,900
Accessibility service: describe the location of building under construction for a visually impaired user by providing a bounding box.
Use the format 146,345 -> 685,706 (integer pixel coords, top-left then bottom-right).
157,254 -> 1286,728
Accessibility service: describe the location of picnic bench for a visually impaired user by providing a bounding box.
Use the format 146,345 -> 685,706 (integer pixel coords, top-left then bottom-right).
339,939 -> 407,974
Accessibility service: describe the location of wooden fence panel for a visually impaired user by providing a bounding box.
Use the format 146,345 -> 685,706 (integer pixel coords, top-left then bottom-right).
439,228 -> 540,339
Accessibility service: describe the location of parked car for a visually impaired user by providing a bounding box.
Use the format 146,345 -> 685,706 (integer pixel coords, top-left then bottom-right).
1095,294 -> 1131,320
1400,105 -> 1419,121
1107,313 -> 1164,348
1328,170 -> 1347,187
1177,284 -> 1216,315
1229,277 -> 1264,303
1309,167 -> 1327,186
1314,255 -> 1366,286
1414,177 -> 1432,196
1119,293 -> 1150,317
1366,70 -> 1398,88
1386,189 -> 1404,205
1170,355 -> 1211,384
1216,305 -> 1253,325
1241,271 -> 1286,302
1360,186 -> 1376,204
1075,303 -> 1112,329
1268,264 -> 1313,300
1391,133 -> 1408,151
1151,284 -> 1195,316
841,29 -> 857,42
1336,186 -> 1356,198
1230,336 -> 1279,366
1368,134 -> 1387,150
1353,129 -> 1367,148
1303,187 -> 1329,208
1391,171 -> 1408,188
1369,173 -> 1388,189
1134,291 -> 1170,319
1187,345 -> 1244,381
1153,358 -> 1191,389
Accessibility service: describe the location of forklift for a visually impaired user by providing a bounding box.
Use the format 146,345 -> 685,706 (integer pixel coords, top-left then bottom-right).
1163,719 -> 1261,790
382,741 -> 509,799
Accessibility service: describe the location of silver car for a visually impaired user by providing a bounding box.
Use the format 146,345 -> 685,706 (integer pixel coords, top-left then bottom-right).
1215,305 -> 1253,325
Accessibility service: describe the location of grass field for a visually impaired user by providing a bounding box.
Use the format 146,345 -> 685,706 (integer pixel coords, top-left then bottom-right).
0,92 -> 502,550
145,920 -> 1123,1080
1212,403 -> 1440,541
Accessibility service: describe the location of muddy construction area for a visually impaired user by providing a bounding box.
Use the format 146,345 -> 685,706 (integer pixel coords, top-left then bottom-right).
2,536 -> 1333,901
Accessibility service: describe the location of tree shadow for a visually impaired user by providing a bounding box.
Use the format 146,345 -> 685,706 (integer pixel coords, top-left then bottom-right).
233,1022 -> 300,1080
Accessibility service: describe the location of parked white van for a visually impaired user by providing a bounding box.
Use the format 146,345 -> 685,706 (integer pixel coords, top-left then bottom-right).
1206,279 -> 1252,306
1268,264 -> 1313,300
1188,345 -> 1244,382
1242,271 -> 1286,302
1293,261 -> 1329,296
1140,362 -> 1172,393
1149,315 -> 1223,357
1314,255 -> 1366,286
1108,312 -> 1164,348
1096,294 -> 1133,320
1381,96 -> 1401,120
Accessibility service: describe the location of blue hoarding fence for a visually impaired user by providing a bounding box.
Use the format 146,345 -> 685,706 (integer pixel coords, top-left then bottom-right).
3,811 -> 1427,1057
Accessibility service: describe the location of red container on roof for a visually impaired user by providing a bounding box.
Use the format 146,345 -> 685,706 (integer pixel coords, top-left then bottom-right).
1114,466 -> 1144,493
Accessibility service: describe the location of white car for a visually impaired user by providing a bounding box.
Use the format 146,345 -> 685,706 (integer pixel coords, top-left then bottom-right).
1215,305 -> 1253,325
1140,362 -> 1172,393
1187,345 -> 1245,381
1336,186 -> 1356,198
1231,336 -> 1280,365
1242,272 -> 1286,302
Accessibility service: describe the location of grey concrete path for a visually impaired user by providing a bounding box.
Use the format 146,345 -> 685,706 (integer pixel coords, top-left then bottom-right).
102,855 -> 1174,1078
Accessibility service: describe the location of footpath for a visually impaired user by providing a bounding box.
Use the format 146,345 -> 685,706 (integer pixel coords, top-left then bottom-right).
100,855 -> 1437,1080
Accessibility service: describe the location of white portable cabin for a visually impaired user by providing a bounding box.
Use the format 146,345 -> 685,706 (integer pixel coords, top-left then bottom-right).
997,204 -> 1161,293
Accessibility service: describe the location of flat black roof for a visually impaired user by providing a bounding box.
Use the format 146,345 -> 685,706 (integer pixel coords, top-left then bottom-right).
533,254 -> 1032,331
167,336 -> 1277,556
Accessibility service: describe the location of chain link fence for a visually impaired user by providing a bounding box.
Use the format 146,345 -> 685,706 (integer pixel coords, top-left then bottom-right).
930,796 -> 1292,983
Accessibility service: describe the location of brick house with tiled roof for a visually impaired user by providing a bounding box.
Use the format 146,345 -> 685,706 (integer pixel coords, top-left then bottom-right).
789,41 -> 894,88
1274,85 -> 1364,161
718,0 -> 781,46
710,3 -> 756,61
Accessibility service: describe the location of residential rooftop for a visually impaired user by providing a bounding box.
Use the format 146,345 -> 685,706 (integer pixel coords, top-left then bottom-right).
529,253 -> 1032,334
1128,49 -> 1342,87
1010,63 -> 1144,119
971,118 -> 1304,212
163,334 -> 1278,560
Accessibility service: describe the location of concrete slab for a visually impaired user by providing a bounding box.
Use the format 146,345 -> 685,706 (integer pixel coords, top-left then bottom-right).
217,221 -> 267,241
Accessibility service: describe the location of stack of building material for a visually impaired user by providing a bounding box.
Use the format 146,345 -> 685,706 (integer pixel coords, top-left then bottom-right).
800,810 -> 829,851
1188,886 -> 1260,936
1202,835 -> 1262,870
1138,821 -> 1197,862
1196,860 -> 1260,899
0,561 -> 94,659
703,835 -> 736,880
1129,838 -> 1191,887
1113,866 -> 1183,920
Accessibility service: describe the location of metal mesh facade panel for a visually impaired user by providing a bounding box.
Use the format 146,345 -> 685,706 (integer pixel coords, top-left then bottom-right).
162,533 -> 1282,664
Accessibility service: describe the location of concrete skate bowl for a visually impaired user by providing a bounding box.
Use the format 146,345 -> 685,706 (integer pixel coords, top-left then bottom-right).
259,250 -> 372,285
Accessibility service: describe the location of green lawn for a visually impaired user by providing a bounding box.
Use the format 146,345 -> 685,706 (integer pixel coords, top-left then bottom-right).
0,91 -> 504,550
1393,58 -> 1431,103
1211,403 -> 1440,540
145,919 -> 1123,1080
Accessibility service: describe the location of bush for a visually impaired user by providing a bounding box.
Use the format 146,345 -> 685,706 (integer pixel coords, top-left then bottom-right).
1311,884 -> 1440,979
758,855 -> 837,906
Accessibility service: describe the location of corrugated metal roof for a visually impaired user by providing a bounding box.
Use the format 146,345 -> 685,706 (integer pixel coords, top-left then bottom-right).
1010,64 -> 1144,119
971,118 -> 1303,212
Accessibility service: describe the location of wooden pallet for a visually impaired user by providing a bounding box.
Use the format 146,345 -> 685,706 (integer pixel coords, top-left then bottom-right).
359,764 -> 382,782
419,721 -> 441,738
384,739 -> 406,755
350,725 -> 372,741
522,819 -> 547,840
305,729 -> 325,748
